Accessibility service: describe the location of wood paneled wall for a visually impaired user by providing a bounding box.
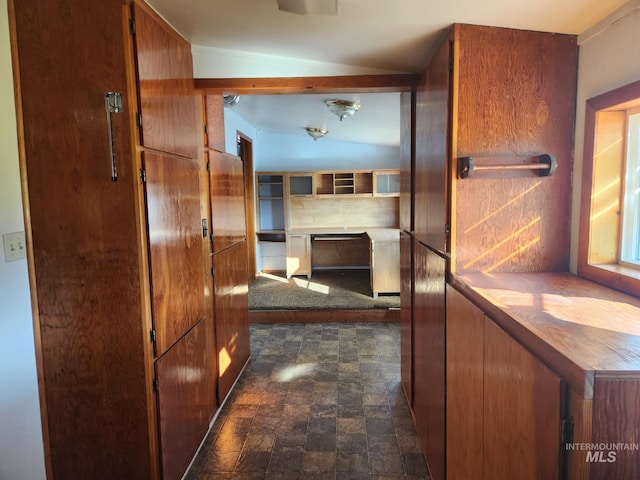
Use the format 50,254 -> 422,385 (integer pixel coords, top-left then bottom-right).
451,25 -> 577,273
288,197 -> 399,229
10,0 -> 155,477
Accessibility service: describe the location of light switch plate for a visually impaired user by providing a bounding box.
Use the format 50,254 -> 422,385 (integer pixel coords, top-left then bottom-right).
3,231 -> 27,262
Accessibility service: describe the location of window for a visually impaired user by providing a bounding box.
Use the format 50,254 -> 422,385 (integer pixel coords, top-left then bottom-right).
621,110 -> 640,267
579,80 -> 640,297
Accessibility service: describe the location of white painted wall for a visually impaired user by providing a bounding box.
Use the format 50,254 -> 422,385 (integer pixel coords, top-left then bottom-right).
0,1 -> 47,479
223,106 -> 259,155
571,0 -> 640,271
192,45 -> 402,78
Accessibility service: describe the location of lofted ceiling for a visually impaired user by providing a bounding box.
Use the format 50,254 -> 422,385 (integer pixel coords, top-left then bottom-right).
146,0 -> 626,146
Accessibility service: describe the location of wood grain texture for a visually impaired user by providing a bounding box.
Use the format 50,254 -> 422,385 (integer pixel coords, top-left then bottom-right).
288,196 -> 399,229
452,25 -> 577,273
370,235 -> 400,295
400,232 -> 413,406
205,95 -> 225,152
213,241 -> 250,402
133,0 -> 198,159
286,234 -> 312,277
452,272 -> 640,399
414,38 -> 450,253
445,285 -> 484,480
590,378 -> 640,480
209,151 -> 247,252
483,317 -> 562,480
399,92 -> 415,233
195,74 -> 419,94
412,241 -> 446,480
568,389 -> 593,480
144,151 -> 206,356
156,319 -> 210,480
10,0 -> 156,478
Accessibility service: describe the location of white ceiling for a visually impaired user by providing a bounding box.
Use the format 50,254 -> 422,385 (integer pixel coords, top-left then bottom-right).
227,93 -> 401,145
146,0 -> 627,146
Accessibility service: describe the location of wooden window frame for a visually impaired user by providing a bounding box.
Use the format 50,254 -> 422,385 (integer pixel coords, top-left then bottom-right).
578,80 -> 640,297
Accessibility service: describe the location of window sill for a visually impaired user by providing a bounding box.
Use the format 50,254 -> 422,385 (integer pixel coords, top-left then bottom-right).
578,262 -> 640,298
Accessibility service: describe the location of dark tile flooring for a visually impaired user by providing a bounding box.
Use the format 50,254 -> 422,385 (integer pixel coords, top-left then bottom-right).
185,322 -> 430,480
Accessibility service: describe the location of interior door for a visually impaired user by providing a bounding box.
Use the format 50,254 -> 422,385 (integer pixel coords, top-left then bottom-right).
143,151 -> 206,356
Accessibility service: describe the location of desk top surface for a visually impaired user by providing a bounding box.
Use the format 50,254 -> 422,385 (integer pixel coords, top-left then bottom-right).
451,272 -> 640,397
288,227 -> 400,242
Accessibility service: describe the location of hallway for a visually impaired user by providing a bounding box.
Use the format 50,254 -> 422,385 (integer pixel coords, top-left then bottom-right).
185,322 -> 429,479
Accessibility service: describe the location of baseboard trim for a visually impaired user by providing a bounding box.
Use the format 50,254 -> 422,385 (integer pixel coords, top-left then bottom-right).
249,308 -> 400,323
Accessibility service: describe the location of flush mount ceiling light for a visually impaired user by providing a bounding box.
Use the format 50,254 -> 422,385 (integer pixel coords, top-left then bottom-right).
277,0 -> 338,16
304,127 -> 328,141
223,95 -> 240,108
325,99 -> 360,121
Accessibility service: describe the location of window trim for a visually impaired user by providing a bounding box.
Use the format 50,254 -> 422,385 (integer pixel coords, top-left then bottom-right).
578,80 -> 640,297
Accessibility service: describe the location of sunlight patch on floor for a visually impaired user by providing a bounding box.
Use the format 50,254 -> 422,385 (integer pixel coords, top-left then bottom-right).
292,277 -> 330,294
275,363 -> 315,382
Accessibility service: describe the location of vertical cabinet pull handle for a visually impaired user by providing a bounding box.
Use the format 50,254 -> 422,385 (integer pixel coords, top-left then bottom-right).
104,92 -> 123,182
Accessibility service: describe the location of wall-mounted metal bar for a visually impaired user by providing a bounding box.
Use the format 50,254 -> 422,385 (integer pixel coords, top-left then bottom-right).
104,91 -> 123,182
458,154 -> 557,179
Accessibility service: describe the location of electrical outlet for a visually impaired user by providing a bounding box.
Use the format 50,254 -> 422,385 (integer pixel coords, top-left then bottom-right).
3,231 -> 27,262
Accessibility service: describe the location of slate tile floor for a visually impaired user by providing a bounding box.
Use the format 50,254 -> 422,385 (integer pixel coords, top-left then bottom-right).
185,322 -> 430,480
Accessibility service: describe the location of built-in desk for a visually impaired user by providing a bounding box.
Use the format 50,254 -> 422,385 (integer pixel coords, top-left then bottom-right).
286,227 -> 400,297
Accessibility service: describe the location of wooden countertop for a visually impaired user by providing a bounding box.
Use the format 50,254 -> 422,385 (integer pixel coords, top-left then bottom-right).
287,227 -> 400,242
450,272 -> 640,399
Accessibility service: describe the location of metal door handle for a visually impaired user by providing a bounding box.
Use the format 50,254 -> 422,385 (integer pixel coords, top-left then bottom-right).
104,92 -> 123,182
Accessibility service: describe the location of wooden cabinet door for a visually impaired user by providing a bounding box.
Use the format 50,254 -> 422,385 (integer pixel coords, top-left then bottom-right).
156,319 -> 211,480
414,38 -> 451,253
370,238 -> 400,296
132,1 -> 198,159
446,285 -> 484,480
413,240 -> 446,480
209,151 -> 246,252
213,241 -> 250,402
144,151 -> 206,356
483,318 -> 562,480
400,232 -> 413,406
286,234 -> 311,278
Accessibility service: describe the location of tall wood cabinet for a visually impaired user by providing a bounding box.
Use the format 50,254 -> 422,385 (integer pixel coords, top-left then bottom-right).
404,23 -> 578,480
9,1 -> 248,479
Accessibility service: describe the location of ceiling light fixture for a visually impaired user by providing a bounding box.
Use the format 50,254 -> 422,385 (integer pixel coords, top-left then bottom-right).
325,99 -> 360,121
277,0 -> 338,16
304,127 -> 328,141
223,95 -> 240,108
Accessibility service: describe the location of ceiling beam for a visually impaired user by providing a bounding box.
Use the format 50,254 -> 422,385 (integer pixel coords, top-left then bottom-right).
194,74 -> 419,95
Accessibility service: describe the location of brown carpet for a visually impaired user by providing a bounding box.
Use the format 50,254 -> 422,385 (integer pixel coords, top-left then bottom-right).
249,270 -> 400,310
